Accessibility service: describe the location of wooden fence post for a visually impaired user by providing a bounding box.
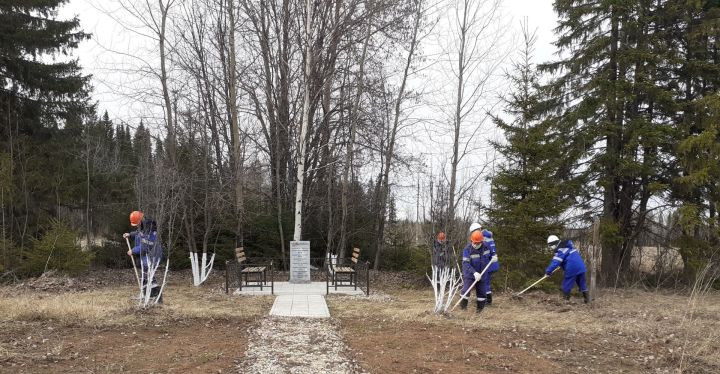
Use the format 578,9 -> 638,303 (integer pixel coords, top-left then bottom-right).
590,218 -> 600,302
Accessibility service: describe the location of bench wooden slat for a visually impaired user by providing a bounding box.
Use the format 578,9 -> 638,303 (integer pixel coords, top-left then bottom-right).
241,266 -> 266,273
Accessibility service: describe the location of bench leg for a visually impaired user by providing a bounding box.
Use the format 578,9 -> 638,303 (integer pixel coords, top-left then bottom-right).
354,273 -> 357,290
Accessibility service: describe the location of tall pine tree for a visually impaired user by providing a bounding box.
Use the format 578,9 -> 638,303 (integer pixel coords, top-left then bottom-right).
669,0 -> 720,280
544,0 -> 677,285
1,0 -> 90,270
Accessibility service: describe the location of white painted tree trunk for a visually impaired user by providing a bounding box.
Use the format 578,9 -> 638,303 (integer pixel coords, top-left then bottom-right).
190,252 -> 198,286
326,252 -> 338,277
190,251 -> 215,287
427,265 -> 461,314
293,0 -> 314,242
141,255 -> 161,307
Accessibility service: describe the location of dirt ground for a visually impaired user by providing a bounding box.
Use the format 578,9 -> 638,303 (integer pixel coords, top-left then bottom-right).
1,319 -> 249,373
2,270 -> 719,373
0,270 -> 272,373
328,287 -> 720,373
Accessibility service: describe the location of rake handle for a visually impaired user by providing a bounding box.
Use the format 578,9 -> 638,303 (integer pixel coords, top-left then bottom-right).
125,236 -> 142,292
516,275 -> 548,296
515,268 -> 557,296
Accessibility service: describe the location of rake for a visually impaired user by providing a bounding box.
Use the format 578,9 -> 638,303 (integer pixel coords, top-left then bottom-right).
124,236 -> 143,294
511,268 -> 557,300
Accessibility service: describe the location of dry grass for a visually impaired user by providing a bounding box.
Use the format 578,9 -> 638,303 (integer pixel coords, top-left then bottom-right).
0,278 -> 273,327
328,287 -> 720,373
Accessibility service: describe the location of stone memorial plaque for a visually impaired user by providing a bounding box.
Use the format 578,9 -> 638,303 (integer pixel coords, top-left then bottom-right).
290,241 -> 311,284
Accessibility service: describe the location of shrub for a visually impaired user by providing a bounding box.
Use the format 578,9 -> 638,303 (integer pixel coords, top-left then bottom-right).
91,241 -> 131,269
22,219 -> 92,277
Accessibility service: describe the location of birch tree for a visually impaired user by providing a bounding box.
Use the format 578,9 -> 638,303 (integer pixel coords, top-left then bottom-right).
373,0 -> 425,269
443,0 -> 506,239
293,0 -> 315,241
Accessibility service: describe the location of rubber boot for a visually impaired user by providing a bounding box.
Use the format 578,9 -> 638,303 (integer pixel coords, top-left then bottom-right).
486,293 -> 493,306
460,298 -> 468,310
476,300 -> 485,313
150,286 -> 162,304
582,291 -> 590,304
563,292 -> 571,301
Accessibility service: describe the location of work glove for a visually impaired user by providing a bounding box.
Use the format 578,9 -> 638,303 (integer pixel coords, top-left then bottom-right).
123,233 -> 130,239
473,272 -> 482,281
491,255 -> 498,263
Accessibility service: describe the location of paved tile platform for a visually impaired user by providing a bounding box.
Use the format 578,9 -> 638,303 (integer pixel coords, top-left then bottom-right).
269,294 -> 330,318
233,281 -> 365,296
234,282 -> 364,319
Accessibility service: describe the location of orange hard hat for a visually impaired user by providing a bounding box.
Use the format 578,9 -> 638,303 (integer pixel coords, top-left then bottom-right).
470,230 -> 483,244
437,232 -> 446,241
129,211 -> 144,226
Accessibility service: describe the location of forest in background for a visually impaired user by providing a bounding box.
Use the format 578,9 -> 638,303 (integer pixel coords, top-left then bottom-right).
1,0 -> 718,288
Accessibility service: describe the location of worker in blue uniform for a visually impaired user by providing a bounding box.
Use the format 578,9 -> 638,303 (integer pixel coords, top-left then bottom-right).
460,230 -> 489,313
481,229 -> 499,305
545,235 -> 589,303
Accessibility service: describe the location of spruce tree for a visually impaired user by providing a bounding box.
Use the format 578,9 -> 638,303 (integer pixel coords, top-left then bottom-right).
487,23 -> 581,286
0,0 -> 90,117
0,1 -> 90,269
669,0 -> 720,280
544,0 -> 676,284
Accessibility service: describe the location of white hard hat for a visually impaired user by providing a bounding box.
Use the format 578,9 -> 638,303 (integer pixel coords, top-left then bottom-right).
468,222 -> 482,233
547,235 -> 560,245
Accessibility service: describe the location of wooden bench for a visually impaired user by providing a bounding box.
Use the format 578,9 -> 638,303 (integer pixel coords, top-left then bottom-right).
235,247 -> 268,291
330,248 -> 360,290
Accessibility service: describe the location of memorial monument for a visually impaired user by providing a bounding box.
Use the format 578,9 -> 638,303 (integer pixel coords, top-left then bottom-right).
290,241 -> 311,283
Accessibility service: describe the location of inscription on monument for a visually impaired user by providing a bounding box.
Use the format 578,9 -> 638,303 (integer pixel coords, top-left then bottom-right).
290,241 -> 311,284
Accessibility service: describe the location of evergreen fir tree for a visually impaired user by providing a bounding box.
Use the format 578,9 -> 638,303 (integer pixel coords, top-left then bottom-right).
487,23 -> 579,252
0,0 -> 90,119
669,0 -> 720,280
544,0 -> 677,284
0,1 -> 90,271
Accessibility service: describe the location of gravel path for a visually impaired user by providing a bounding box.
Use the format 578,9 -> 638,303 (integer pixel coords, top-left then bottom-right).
238,316 -> 363,373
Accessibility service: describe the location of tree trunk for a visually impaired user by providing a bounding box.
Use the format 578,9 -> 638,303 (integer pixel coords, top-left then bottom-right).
85,120 -> 92,252
293,0 -> 315,242
340,18 -> 372,259
374,2 -> 422,269
159,1 -> 175,164
600,5 -> 622,286
448,0 -> 469,240
228,0 -> 244,247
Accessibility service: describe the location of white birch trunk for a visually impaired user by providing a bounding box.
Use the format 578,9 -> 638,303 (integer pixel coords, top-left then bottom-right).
428,264 -> 461,314
154,258 -> 170,305
141,254 -> 162,307
202,253 -> 215,284
189,251 -> 215,286
190,252 -> 199,286
293,0 -> 314,242
200,251 -> 207,282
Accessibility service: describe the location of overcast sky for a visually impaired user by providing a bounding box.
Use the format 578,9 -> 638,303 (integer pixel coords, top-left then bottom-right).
62,0 -> 559,121
60,0 -> 562,222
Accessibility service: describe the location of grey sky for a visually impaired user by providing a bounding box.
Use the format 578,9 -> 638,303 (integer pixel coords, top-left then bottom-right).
63,0 -> 560,122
